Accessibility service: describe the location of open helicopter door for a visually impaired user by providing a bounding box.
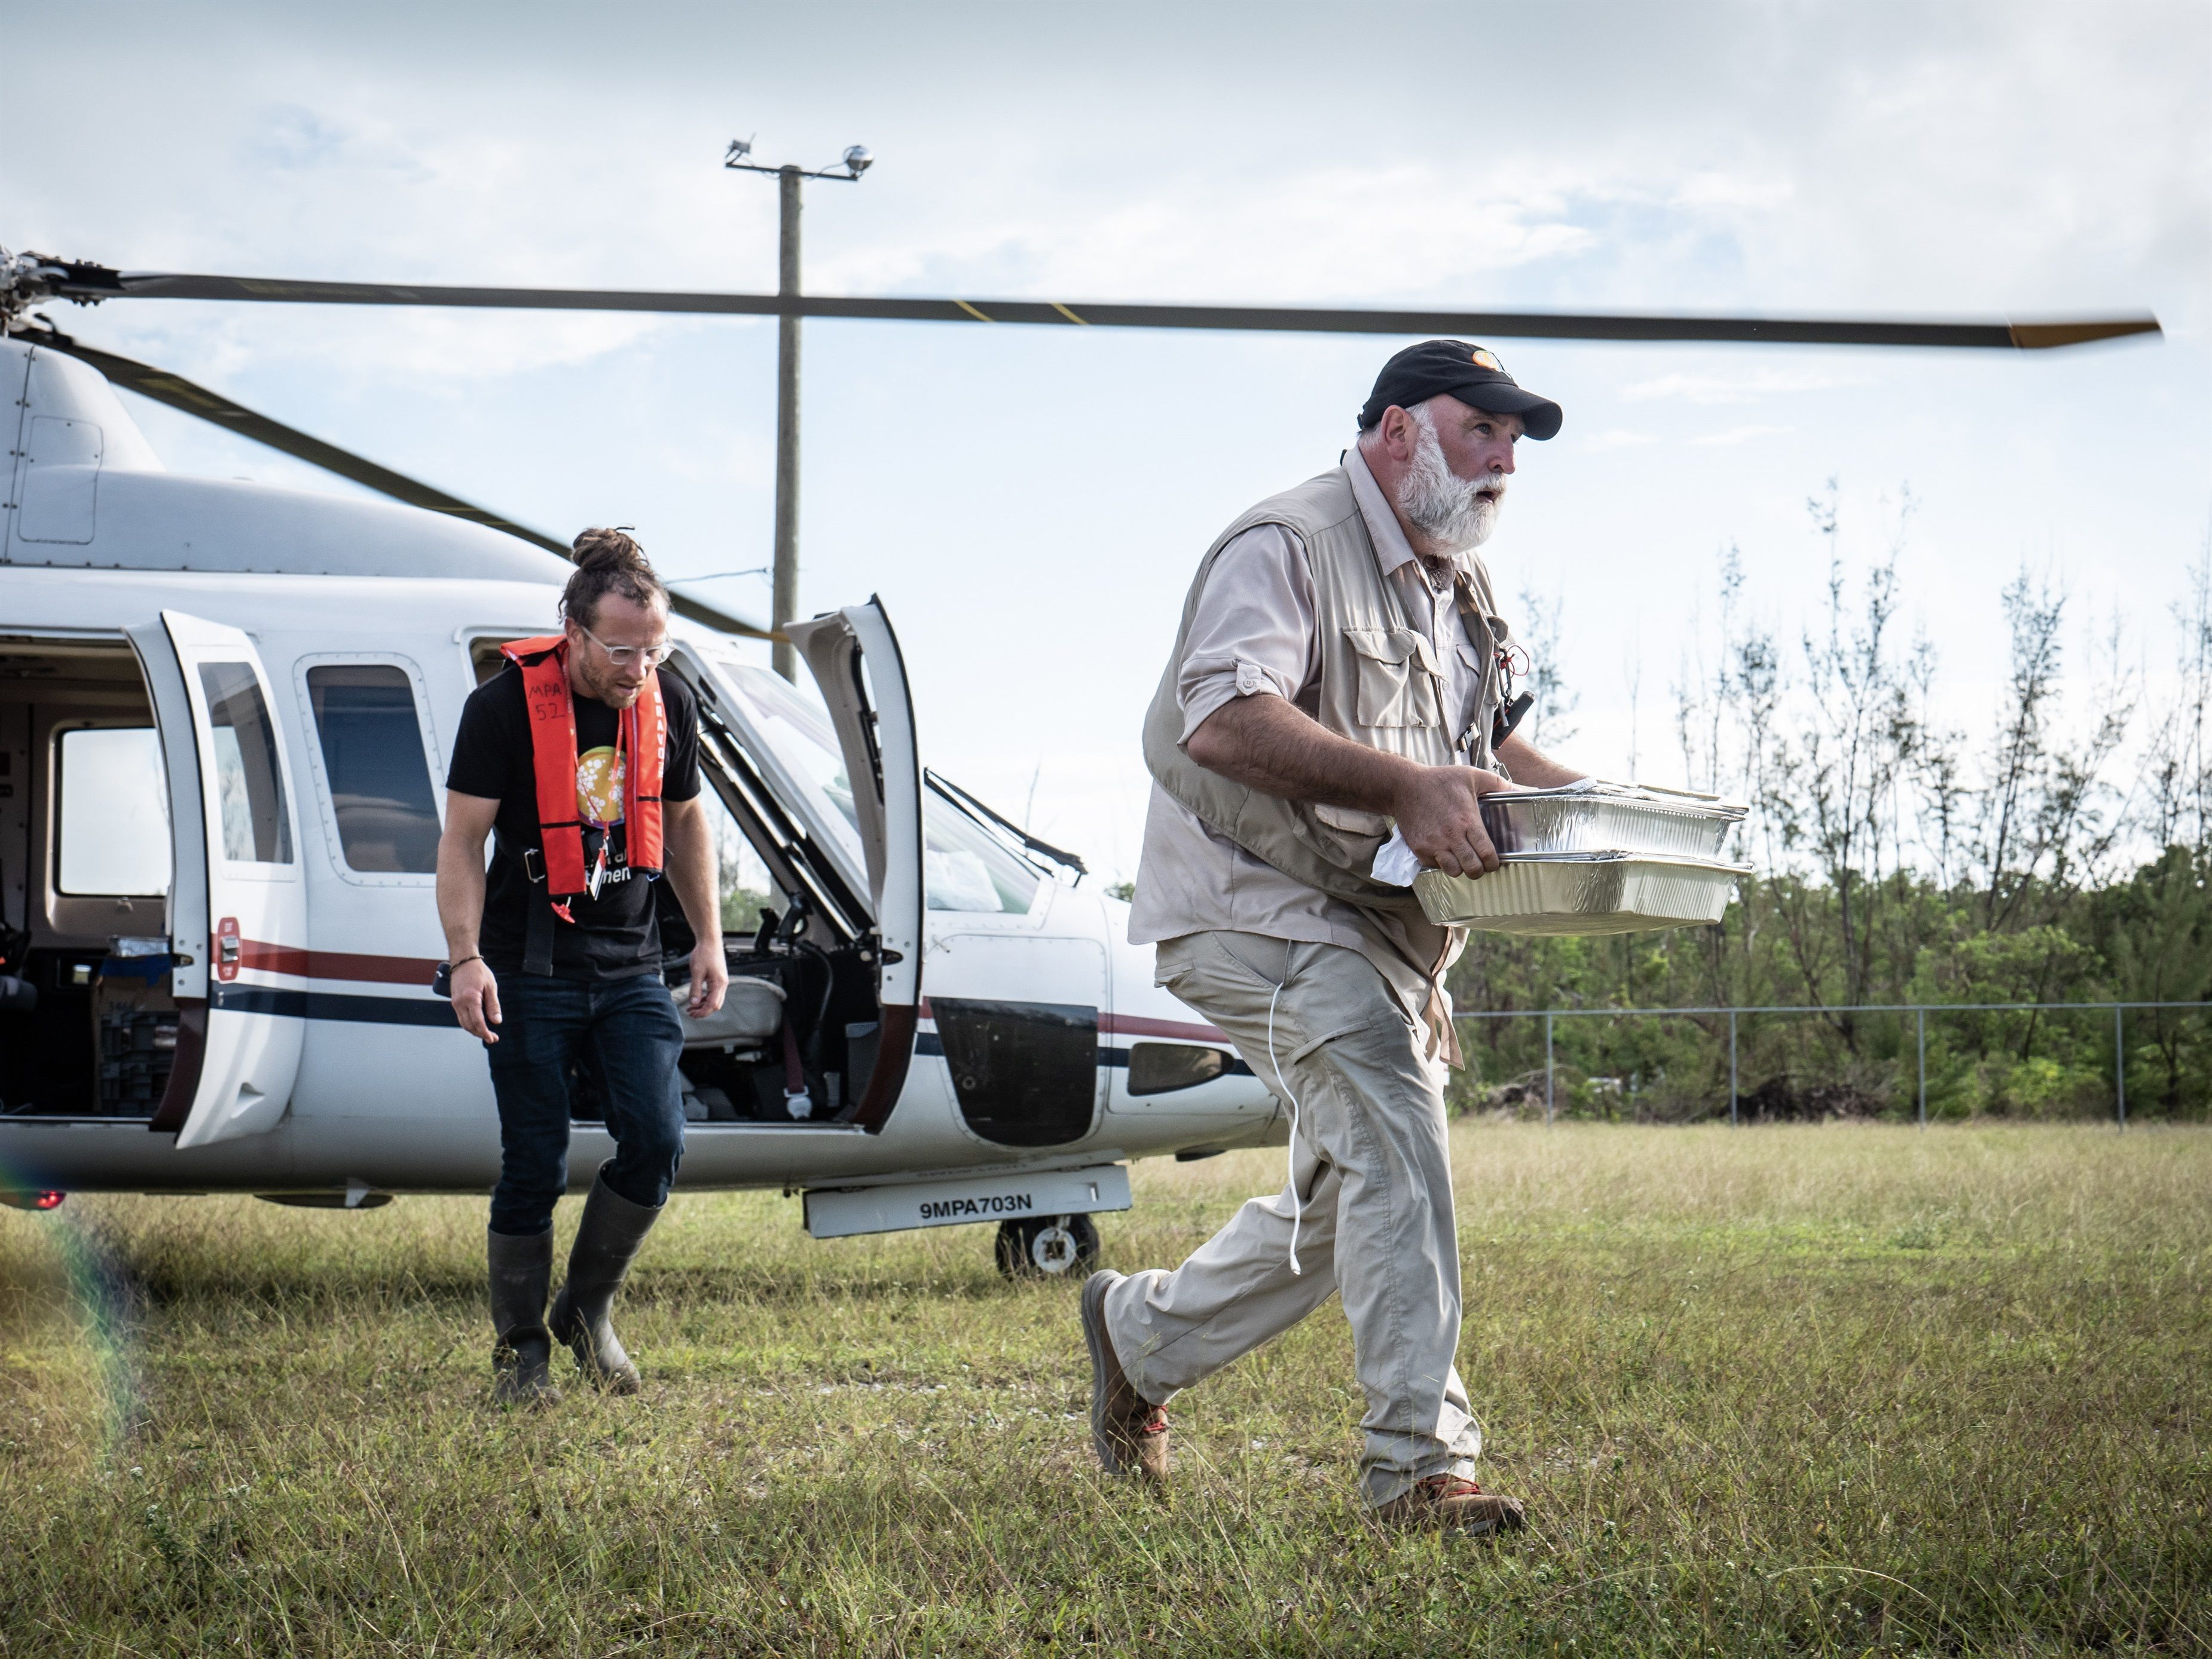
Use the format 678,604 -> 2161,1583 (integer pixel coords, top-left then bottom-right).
783,600 -> 923,1131
125,612 -> 306,1148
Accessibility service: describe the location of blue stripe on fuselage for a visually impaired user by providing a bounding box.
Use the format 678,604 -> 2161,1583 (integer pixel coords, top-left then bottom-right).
913,1031 -> 1249,1076
208,994 -> 1252,1076
213,986 -> 458,1027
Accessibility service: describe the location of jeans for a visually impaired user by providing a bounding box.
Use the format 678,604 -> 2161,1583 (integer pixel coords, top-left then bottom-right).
484,971 -> 686,1236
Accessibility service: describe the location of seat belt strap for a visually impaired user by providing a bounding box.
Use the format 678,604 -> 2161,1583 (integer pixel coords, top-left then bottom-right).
780,1009 -> 813,1117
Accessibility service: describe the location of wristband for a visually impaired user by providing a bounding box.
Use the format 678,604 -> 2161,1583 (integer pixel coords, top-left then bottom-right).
431,955 -> 482,997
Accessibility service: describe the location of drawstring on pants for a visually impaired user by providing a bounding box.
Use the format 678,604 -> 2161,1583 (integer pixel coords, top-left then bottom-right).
1265,980 -> 1304,1277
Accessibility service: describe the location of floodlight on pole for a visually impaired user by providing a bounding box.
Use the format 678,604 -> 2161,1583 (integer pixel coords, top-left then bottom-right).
724,137 -> 873,679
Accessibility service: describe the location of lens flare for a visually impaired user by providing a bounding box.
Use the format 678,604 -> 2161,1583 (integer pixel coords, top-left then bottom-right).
0,1161 -> 145,1457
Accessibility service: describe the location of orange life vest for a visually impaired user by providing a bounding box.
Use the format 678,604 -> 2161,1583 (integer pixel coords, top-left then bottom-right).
499,635 -> 666,912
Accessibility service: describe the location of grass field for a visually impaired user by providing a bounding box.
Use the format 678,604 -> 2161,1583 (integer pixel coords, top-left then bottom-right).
2,1123 -> 2207,1657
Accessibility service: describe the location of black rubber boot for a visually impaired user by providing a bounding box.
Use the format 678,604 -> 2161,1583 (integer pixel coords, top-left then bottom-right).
548,1169 -> 661,1394
487,1227 -> 561,1409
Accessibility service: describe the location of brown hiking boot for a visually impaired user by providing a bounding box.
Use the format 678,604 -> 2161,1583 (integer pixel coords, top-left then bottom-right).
1373,1475 -> 1527,1535
1081,1270 -> 1169,1481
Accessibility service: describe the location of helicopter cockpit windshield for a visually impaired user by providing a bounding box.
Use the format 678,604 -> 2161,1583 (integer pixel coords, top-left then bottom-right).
920,788 -> 1044,915
707,662 -> 1045,918
710,661 -> 870,882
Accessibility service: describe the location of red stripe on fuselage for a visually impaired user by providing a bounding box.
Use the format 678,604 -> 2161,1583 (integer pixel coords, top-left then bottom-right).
1099,1012 -> 1232,1044
236,941 -> 440,985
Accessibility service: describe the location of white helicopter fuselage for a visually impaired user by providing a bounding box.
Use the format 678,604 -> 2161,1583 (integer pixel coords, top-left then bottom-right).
0,336 -> 1280,1244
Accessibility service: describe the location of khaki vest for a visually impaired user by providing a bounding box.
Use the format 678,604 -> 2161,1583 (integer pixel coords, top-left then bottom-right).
1142,464 -> 1508,919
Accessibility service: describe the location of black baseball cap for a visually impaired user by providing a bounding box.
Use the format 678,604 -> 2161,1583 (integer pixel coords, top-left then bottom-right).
1357,340 -> 1563,441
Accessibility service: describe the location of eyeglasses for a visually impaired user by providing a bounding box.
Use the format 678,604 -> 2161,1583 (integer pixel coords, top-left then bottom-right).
578,623 -> 674,670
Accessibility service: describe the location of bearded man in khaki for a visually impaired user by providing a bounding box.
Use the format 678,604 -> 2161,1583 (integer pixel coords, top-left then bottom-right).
1081,341 -> 1585,1533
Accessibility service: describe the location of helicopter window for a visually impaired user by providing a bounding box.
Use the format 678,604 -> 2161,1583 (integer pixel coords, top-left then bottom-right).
1126,1043 -> 1230,1097
305,666 -> 441,873
923,784 -> 1044,914
56,728 -> 172,896
469,638 -> 516,686
197,663 -> 294,865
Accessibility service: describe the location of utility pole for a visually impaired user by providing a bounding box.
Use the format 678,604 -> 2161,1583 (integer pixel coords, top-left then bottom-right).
772,164 -> 802,683
726,138 -> 872,680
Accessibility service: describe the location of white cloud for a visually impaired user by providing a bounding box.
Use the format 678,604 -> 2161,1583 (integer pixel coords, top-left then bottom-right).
1689,424 -> 1794,447
1667,169 -> 1795,213
70,307 -> 680,405
813,162 -> 1614,307
1621,367 -> 1869,405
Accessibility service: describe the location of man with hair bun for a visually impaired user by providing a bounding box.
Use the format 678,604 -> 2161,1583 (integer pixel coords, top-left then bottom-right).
436,527 -> 729,1407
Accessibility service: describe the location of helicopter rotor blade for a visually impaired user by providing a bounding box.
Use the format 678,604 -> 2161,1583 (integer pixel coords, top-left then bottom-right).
33,261 -> 2162,350
11,321 -> 779,641
658,588 -> 779,643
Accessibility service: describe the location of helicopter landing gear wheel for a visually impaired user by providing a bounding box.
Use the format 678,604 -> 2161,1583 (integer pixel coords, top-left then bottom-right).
995,1213 -> 1099,1280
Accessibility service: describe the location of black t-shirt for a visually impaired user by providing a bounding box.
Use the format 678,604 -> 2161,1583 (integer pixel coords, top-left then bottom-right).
447,665 -> 701,981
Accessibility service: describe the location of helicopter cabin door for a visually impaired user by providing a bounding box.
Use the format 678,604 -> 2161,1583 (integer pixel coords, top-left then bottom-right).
783,599 -> 924,1131
125,611 -> 307,1149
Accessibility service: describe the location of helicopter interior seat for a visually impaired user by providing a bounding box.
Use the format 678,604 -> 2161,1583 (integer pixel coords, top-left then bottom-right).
548,880 -> 883,1129
0,638 -> 179,1121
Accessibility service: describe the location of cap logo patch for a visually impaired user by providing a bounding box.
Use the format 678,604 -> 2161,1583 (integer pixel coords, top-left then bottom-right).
1469,347 -> 1502,372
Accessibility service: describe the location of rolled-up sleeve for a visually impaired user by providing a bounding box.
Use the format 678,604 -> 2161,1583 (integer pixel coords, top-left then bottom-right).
1175,523 -> 1319,744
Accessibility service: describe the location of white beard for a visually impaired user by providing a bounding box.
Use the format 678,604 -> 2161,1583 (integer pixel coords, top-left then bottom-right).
1396,408 -> 1504,554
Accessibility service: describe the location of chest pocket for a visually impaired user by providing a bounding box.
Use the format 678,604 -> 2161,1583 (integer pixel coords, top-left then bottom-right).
1452,639 -> 1489,739
1450,610 -> 1508,753
1346,627 -> 1446,728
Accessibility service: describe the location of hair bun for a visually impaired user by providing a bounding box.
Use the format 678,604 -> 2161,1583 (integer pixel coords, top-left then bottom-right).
560,527 -> 667,628
571,526 -> 649,573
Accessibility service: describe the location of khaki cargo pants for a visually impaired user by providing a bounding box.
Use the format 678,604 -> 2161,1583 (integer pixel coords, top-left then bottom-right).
1101,930 -> 1481,1507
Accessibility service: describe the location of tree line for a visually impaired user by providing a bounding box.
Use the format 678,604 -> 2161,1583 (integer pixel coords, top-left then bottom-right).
1449,485 -> 2211,1122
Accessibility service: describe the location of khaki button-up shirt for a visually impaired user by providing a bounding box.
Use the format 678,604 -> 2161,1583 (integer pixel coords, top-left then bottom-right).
1129,444 -> 1502,1026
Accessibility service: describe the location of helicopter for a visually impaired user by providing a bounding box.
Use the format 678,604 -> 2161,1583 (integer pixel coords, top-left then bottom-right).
0,245 -> 2158,1275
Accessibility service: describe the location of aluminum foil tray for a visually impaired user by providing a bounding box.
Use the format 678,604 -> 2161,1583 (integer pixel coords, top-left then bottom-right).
1414,851 -> 1752,935
1481,783 -> 1748,861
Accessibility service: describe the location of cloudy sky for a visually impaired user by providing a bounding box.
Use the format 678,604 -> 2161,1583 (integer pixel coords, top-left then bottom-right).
5,1 -> 2206,879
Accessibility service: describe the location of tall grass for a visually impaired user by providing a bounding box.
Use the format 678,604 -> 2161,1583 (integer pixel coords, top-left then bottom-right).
3,1124 -> 2206,1655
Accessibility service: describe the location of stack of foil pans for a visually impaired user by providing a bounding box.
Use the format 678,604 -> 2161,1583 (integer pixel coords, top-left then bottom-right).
1480,782 -> 1745,859
1414,783 -> 1752,935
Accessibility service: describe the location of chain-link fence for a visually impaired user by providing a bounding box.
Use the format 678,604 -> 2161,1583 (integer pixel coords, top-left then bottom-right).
1453,1001 -> 2212,1126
